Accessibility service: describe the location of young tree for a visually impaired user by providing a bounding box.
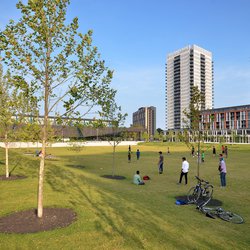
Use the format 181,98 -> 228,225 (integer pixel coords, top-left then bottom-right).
0,0 -> 116,217
182,86 -> 205,177
101,102 -> 127,177
0,65 -> 37,177
0,66 -> 16,178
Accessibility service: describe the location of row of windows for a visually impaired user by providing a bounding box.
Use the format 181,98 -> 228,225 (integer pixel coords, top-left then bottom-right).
202,111 -> 249,122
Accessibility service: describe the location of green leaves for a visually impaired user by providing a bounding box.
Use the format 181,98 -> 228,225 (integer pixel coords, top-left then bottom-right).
0,63 -> 37,142
0,0 -> 121,152
0,0 -> 118,122
0,0 -> 121,218
183,86 -> 205,131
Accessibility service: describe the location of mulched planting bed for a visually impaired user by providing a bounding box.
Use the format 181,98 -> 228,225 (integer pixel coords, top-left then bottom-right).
0,208 -> 77,234
0,175 -> 27,181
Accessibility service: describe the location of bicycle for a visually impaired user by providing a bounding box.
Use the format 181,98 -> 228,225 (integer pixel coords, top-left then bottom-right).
187,176 -> 213,206
197,205 -> 244,224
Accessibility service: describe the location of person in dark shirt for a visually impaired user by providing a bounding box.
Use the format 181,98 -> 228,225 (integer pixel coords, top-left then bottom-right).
158,151 -> 164,174
136,149 -> 140,160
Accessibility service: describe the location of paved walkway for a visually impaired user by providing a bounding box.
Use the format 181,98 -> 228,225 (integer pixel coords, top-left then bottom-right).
0,141 -> 139,148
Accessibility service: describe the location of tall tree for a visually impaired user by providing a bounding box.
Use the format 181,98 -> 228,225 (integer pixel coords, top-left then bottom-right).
182,86 -> 205,177
0,0 -> 116,218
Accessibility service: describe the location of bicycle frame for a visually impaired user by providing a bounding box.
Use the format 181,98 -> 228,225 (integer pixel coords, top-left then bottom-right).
187,176 -> 213,206
197,205 -> 244,224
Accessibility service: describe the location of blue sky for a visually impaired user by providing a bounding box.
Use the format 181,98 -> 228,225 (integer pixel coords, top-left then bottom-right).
1,0 -> 250,129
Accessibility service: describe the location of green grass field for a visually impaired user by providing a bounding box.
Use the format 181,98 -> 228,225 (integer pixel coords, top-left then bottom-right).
0,143 -> 250,250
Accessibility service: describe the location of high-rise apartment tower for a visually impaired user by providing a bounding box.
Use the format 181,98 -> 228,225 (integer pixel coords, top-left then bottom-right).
133,106 -> 156,136
165,45 -> 214,130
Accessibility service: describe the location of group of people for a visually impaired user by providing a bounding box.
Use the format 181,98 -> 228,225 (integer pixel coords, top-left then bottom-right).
221,145 -> 228,158
191,147 -> 206,163
128,146 -> 141,163
133,151 -> 190,186
133,145 -> 228,188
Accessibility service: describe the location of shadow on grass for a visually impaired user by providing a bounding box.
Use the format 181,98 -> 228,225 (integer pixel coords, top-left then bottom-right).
101,175 -> 126,180
65,164 -> 86,170
0,152 -> 39,180
207,199 -> 223,206
175,195 -> 223,206
9,163 -> 18,176
45,165 -> 154,248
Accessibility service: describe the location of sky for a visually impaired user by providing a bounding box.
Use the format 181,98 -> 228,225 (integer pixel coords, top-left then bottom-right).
1,0 -> 250,129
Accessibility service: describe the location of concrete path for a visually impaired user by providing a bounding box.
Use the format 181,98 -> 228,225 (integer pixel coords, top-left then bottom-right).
0,141 -> 139,148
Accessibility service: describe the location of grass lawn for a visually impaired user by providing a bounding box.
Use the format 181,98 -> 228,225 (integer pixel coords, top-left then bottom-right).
0,142 -> 250,250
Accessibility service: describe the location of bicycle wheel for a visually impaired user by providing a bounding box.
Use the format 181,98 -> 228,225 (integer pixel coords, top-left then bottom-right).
200,185 -> 213,206
218,211 -> 244,224
187,186 -> 200,203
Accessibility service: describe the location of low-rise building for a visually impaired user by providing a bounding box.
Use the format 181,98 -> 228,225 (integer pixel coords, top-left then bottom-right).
201,104 -> 250,143
133,106 -> 156,136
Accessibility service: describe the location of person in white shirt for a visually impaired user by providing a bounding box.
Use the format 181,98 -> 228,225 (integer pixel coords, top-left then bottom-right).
133,170 -> 145,185
178,157 -> 189,185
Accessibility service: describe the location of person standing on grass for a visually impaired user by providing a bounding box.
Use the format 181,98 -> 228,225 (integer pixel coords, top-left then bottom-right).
218,154 -> 227,187
178,157 -> 189,185
224,146 -> 228,158
212,146 -> 216,157
201,151 -> 205,162
191,146 -> 195,157
133,170 -> 145,185
222,145 -> 225,154
136,149 -> 140,160
167,147 -> 170,154
128,150 -> 131,163
158,151 -> 164,174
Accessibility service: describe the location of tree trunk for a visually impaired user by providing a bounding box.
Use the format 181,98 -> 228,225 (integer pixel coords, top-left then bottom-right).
37,94 -> 48,218
4,138 -> 9,178
37,32 -> 50,218
197,132 -> 201,177
112,141 -> 116,176
37,138 -> 46,218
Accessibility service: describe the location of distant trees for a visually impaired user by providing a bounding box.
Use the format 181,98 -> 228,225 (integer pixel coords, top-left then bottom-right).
142,131 -> 149,142
154,128 -> 164,141
0,0 -> 116,217
90,119 -> 106,141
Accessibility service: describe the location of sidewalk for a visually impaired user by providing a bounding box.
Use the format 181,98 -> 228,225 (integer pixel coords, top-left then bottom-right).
0,141 -> 139,148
